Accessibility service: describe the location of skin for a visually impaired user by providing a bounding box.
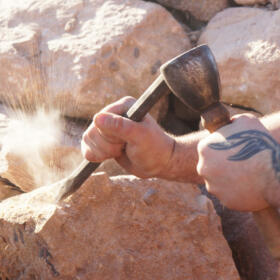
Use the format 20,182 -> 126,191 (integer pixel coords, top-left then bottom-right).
197,114 -> 280,211
82,96 -> 175,179
82,96 -> 280,211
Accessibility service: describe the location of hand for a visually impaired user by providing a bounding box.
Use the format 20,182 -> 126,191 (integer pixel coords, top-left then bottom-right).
197,114 -> 280,211
81,96 -> 174,178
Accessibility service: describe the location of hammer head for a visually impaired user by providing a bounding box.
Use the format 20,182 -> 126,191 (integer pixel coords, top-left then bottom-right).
160,45 -> 220,113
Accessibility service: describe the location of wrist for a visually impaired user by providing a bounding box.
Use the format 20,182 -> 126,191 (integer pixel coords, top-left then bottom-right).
156,134 -> 176,179
156,131 -> 207,184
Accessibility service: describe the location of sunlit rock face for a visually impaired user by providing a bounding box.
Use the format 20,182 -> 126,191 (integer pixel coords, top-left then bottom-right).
199,7 -> 280,115
0,0 -> 190,119
234,0 -> 270,5
0,106 -> 239,278
0,173 -> 240,279
155,0 -> 229,21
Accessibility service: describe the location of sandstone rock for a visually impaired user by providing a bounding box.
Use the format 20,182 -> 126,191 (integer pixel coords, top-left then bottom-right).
0,172 -> 239,279
234,0 -> 269,4
155,0 -> 229,21
199,7 -> 280,115
221,209 -> 280,280
96,159 -> 127,177
201,188 -> 280,280
0,104 -> 131,201
0,145 -> 82,194
0,0 -> 190,119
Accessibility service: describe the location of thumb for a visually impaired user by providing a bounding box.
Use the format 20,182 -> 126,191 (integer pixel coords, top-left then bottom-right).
94,112 -> 143,143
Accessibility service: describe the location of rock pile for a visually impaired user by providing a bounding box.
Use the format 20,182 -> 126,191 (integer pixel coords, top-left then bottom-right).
199,7 -> 280,115
0,0 -> 190,119
0,0 -> 280,279
0,173 -> 239,279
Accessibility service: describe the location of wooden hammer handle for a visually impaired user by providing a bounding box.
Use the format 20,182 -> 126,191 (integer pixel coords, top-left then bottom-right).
59,75 -> 170,200
201,102 -> 280,259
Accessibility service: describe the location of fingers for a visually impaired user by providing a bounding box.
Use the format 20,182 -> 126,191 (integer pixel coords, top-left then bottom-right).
81,125 -> 124,162
81,96 -> 142,162
94,112 -> 147,144
101,96 -> 136,115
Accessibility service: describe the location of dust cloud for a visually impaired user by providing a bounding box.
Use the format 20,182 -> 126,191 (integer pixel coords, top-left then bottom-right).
0,107 -> 83,191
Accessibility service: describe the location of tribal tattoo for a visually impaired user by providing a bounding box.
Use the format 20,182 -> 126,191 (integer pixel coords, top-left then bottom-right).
208,130 -> 280,181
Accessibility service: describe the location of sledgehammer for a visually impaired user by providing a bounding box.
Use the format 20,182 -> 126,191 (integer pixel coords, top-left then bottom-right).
160,45 -> 280,259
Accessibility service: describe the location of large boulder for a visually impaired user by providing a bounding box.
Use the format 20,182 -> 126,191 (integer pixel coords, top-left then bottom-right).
234,0 -> 269,5
199,7 -> 280,115
202,189 -> 280,280
0,0 -> 190,119
154,0 -> 229,22
0,172 -> 239,279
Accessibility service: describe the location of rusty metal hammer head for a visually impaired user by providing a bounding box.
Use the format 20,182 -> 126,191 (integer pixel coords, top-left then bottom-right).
160,45 -> 220,112
160,45 -> 229,132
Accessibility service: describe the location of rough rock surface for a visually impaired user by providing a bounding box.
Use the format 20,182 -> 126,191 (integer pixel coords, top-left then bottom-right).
155,0 -> 229,21
199,7 -> 280,115
201,188 -> 280,280
0,0 -> 190,119
0,173 -> 239,279
234,0 -> 269,4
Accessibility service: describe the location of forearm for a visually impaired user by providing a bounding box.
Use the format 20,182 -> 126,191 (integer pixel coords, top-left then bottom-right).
158,111 -> 280,186
158,130 -> 209,184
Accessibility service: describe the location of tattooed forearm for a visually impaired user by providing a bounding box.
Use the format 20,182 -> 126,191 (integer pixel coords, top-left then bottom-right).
209,130 -> 280,180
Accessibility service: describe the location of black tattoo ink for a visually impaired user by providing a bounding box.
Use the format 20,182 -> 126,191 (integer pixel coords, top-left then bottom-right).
209,130 -> 280,180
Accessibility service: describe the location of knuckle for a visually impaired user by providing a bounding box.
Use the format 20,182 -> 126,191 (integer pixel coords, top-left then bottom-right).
233,113 -> 258,123
82,132 -> 90,144
241,113 -> 257,119
112,115 -> 132,135
110,115 -> 122,130
81,142 -> 97,162
121,96 -> 136,109
86,127 -> 97,140
196,162 -> 203,176
197,139 -> 209,157
196,158 -> 206,177
122,96 -> 136,103
84,150 -> 97,162
122,120 -> 136,139
82,121 -> 97,140
105,143 -> 123,158
84,147 -> 107,162
102,96 -> 136,115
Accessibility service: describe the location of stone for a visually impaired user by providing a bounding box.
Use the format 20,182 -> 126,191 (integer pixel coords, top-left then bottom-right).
0,172 -> 240,279
0,0 -> 190,119
96,159 -> 127,177
201,187 -> 280,280
234,0 -> 270,5
155,0 -> 229,21
199,7 -> 280,115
